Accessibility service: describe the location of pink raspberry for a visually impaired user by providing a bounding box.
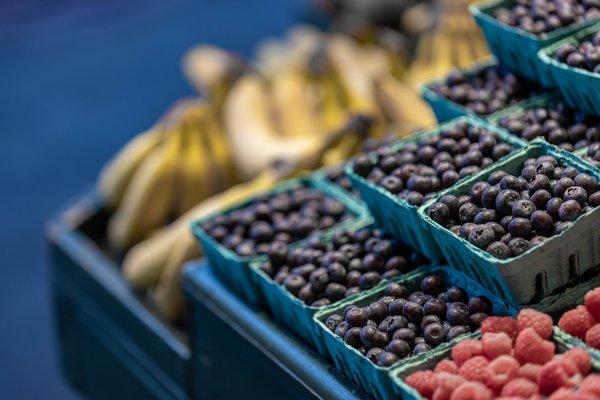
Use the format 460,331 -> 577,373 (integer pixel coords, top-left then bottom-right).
514,328 -> 555,365
585,288 -> 600,321
549,388 -> 597,400
405,370 -> 436,398
432,372 -> 466,400
485,355 -> 520,393
558,306 -> 596,340
538,358 -> 581,395
500,378 -> 538,397
451,339 -> 483,366
562,348 -> 592,375
435,359 -> 459,375
580,373 -> 600,396
449,382 -> 492,400
482,332 -> 513,360
459,356 -> 490,383
519,363 -> 542,382
585,323 -> 600,350
481,317 -> 519,340
516,308 -> 553,340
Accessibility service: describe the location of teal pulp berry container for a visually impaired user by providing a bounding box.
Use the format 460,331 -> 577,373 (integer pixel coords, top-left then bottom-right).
539,22 -> 600,117
249,219 -> 432,356
470,0 -> 600,88
346,116 -> 527,263
420,57 -> 541,124
420,140 -> 600,307
313,264 -> 517,400
191,176 -> 366,306
389,327 -> 599,400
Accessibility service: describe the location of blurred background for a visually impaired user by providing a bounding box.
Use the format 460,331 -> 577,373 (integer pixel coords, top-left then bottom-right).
1,1 -> 306,397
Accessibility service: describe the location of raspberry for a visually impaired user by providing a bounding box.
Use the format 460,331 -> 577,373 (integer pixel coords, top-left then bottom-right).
580,374 -> 600,395
514,328 -> 555,365
516,308 -> 553,340
405,370 -> 436,397
452,339 -> 483,366
500,378 -> 538,397
549,388 -> 597,400
435,359 -> 459,375
559,306 -> 596,339
459,356 -> 490,383
482,332 -> 513,360
481,316 -> 519,340
485,355 -> 520,392
449,382 -> 492,400
585,288 -> 600,320
585,323 -> 600,350
432,372 -> 466,400
538,359 -> 581,395
519,363 -> 542,382
562,348 -> 592,375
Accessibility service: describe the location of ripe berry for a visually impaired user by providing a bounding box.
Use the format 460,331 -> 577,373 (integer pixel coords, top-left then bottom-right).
452,339 -> 483,366
516,308 -> 553,340
514,328 -> 555,365
584,287 -> 600,320
585,323 -> 600,349
558,305 -> 597,339
481,332 -> 513,360
481,316 -> 518,340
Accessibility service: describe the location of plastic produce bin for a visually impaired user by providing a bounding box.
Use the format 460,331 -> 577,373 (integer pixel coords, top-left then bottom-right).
389,327 -> 599,400
346,116 -> 527,262
313,265 -> 516,400
470,0 -> 600,88
539,22 -> 600,117
192,176 -> 366,306
421,141 -> 600,306
46,190 -> 191,400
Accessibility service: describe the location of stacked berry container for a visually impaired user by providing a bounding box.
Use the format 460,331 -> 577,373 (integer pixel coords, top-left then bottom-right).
539,22 -> 600,117
250,222 -> 431,354
346,116 -> 527,263
420,140 -> 600,306
470,0 -> 600,87
313,266 -> 516,400
420,57 -> 542,123
192,176 -> 366,305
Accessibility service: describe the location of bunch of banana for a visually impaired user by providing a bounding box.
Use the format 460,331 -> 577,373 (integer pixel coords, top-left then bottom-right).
404,0 -> 489,88
99,99 -> 239,250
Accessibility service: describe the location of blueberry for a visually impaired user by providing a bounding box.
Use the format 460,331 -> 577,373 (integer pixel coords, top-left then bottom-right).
500,175 -> 522,191
485,241 -> 511,259
367,301 -> 388,323
531,210 -> 554,233
459,202 -> 480,223
574,173 -> 599,194
530,189 -> 551,209
563,186 -> 588,206
420,315 -> 442,331
421,275 -> 444,296
547,197 -> 564,218
385,282 -> 408,298
481,185 -> 501,208
389,298 -> 407,316
379,315 -> 407,334
377,351 -> 399,367
344,327 -> 363,348
385,339 -> 411,358
468,296 -> 492,314
496,189 -> 521,215
474,209 -> 498,224
402,302 -> 425,324
559,199 -> 582,221
325,314 -> 344,331
284,275 -> 306,296
529,174 -> 551,193
446,286 -> 468,304
366,347 -> 385,364
359,271 -> 382,290
446,302 -> 470,326
468,224 -> 496,249
334,321 -> 350,337
508,237 -> 530,256
508,217 -> 533,239
469,313 -> 488,329
428,202 -> 450,224
412,343 -> 432,355
424,298 -> 447,318
459,222 -> 476,239
486,222 -> 505,240
447,325 -> 471,341
360,325 -> 387,349
423,323 -> 447,347
345,307 -> 369,327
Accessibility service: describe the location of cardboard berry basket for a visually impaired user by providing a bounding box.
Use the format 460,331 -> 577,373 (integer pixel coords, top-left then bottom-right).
312,264 -> 516,400
389,327 -> 599,400
346,115 -> 527,263
191,175 -> 367,306
470,0 -> 600,88
46,190 -> 192,400
249,219 -> 432,356
420,140 -> 600,307
539,22 -> 600,117
420,57 -> 540,124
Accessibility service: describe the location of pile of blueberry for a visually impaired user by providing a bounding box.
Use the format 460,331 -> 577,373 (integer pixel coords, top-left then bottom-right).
427,155 -> 600,259
493,0 -> 600,36
258,227 -> 427,307
554,30 -> 600,73
352,122 -> 517,206
324,275 -> 495,367
202,186 -> 353,257
430,65 -> 540,116
497,101 -> 600,151
583,142 -> 600,167
325,165 -> 360,197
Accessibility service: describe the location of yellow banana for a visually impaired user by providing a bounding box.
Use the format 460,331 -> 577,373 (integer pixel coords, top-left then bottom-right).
98,127 -> 164,209
107,127 -> 181,250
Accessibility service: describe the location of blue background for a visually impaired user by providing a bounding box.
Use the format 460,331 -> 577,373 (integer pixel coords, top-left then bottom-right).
0,1 -> 310,397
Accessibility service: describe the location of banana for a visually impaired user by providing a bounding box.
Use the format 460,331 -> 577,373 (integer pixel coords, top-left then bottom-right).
107,127 -> 181,250
98,127 -> 164,209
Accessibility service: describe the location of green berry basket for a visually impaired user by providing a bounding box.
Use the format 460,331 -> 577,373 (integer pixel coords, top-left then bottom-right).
470,0 -> 600,88
191,175 -> 367,306
420,140 -> 600,307
389,327 -> 599,400
346,115 -> 527,263
539,22 -> 600,117
249,220 -> 432,357
312,164 -> 362,200
420,57 -> 541,124
313,265 -> 516,400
